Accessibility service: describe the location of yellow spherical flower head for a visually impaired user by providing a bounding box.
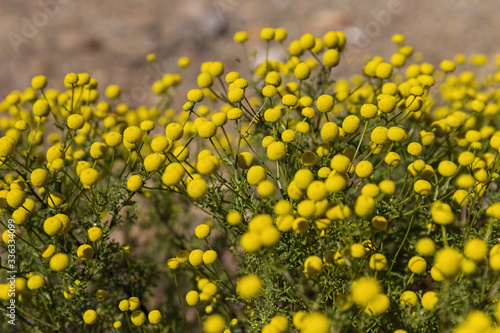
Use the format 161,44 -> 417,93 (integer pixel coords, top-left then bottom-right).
165,122 -> 183,141
464,238 -> 488,261
80,168 -> 99,188
369,253 -> 387,271
294,62 -> 311,81
226,210 -> 243,226
50,253 -> 70,271
320,122 -> 339,142
350,243 -> 366,258
408,256 -> 427,274
371,126 -> 389,145
237,274 -> 262,299
189,249 -> 204,266
83,309 -> 98,325
414,179 -> 432,196
304,255 -> 323,274
204,314 -> 227,333
195,224 -> 211,239
375,62 -> 393,79
350,277 -> 382,306
123,126 -> 143,145
301,312 -> 331,333
323,48 -> 340,67
316,94 -> 334,113
67,114 -> 85,130
31,75 -> 48,90
47,192 -> 64,208
31,168 -> 51,188
431,201 -> 454,225
257,180 -> 276,197
127,175 -> 143,192
77,244 -> 94,261
187,89 -> 204,103
400,290 -> 418,307
128,297 -> 141,311
434,247 -> 462,277
342,115 -> 360,134
240,232 -> 262,252
131,310 -> 146,326
365,293 -> 390,316
421,291 -> 438,310
33,99 -> 50,117
436,160 -> 458,178
387,126 -> 408,142
247,165 -> 267,186
43,216 -> 63,236
90,142 -> 107,159
377,94 -> 397,113
379,180 -> 395,195
384,152 -> 401,167
187,178 -> 208,199
41,244 -> 56,258
203,250 -> 218,265
198,121 -> 217,139
118,299 -> 130,312
354,195 -> 375,218
360,103 -> 378,119
144,153 -> 165,173
416,237 -> 435,256
5,190 -> 23,208
186,290 -> 200,306
355,161 -> 374,178
88,227 -> 103,242
440,60 -> 456,72
148,310 -> 162,325
27,275 -> 46,290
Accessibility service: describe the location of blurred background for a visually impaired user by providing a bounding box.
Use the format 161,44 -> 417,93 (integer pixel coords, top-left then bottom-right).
1,0 -> 499,106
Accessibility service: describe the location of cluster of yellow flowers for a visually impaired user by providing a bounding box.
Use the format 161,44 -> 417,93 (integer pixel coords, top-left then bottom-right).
1,27 -> 500,332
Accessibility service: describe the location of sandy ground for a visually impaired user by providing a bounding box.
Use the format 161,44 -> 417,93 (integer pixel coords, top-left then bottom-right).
1,0 -> 499,108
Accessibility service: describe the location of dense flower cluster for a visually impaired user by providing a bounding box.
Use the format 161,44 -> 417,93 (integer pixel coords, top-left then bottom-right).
1,28 -> 500,332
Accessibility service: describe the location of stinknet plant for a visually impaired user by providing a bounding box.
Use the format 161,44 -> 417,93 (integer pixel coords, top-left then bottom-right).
1,28 -> 500,333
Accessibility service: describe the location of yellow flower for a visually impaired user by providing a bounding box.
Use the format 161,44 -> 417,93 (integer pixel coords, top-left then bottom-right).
43,216 -> 63,236
77,244 -> 94,260
316,94 -> 334,113
50,253 -> 70,271
369,253 -> 387,270
83,309 -> 98,325
360,103 -> 378,119
203,250 -> 218,265
399,290 -> 418,306
408,256 -> 427,274
355,161 -> 374,178
294,63 -> 311,80
431,201 -> 454,225
204,314 -> 227,333
320,122 -> 339,141
350,277 -> 381,306
464,238 -> 488,261
434,247 -> 462,277
88,227 -> 103,242
186,178 -> 208,199
415,237 -> 435,256
27,275 -> 45,290
31,168 -> 50,188
127,175 -> 143,192
80,168 -> 99,188
131,310 -> 146,326
237,274 -> 262,298
421,291 -> 438,310
186,290 -> 200,306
